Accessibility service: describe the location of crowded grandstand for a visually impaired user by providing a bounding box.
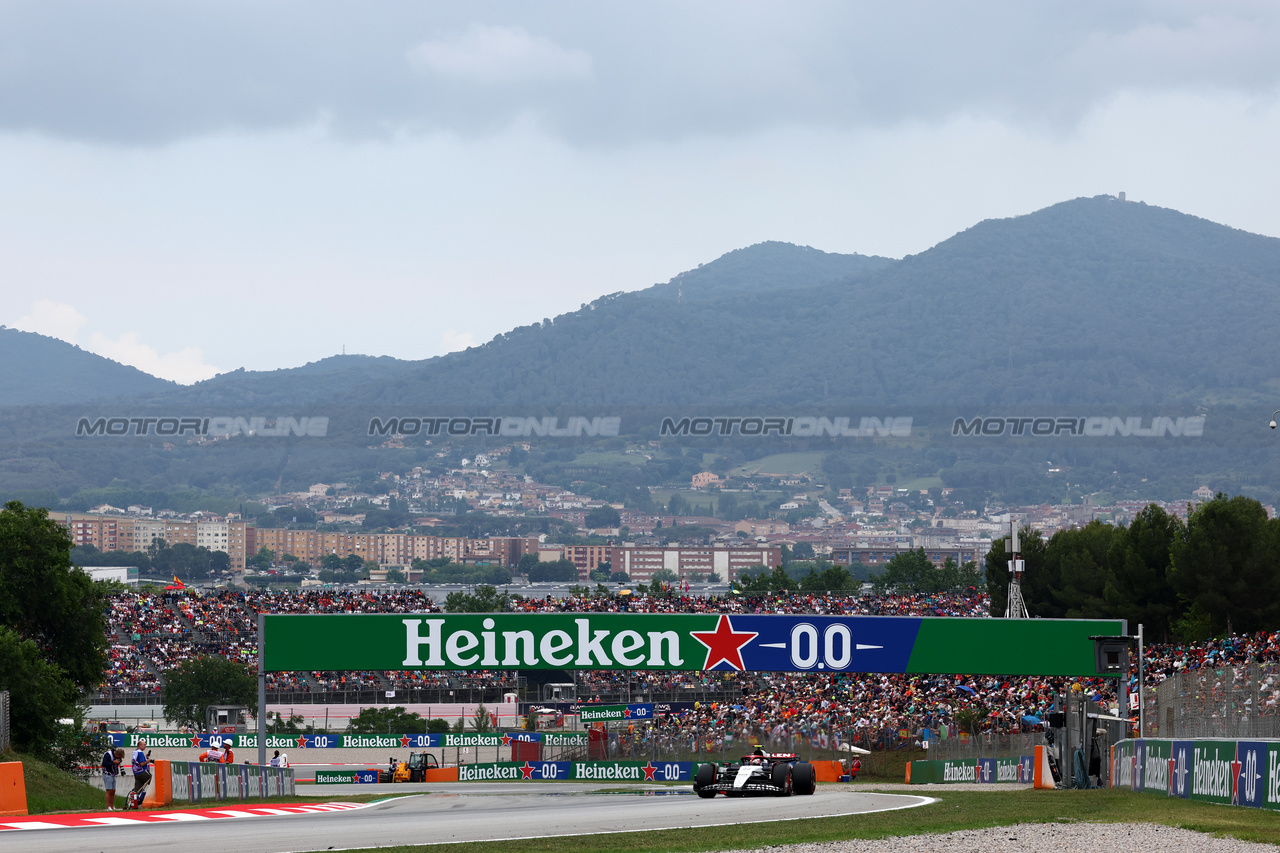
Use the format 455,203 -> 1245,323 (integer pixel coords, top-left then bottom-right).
99,588 -> 1280,748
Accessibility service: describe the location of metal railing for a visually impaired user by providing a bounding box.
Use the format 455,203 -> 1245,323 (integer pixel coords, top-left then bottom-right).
1143,662 -> 1280,739
927,730 -> 1041,761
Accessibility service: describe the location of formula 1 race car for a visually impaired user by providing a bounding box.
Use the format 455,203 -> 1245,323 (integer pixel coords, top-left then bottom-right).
692,750 -> 816,798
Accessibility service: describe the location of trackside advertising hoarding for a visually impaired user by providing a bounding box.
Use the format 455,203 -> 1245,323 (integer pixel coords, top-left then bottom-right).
1112,739 -> 1280,810
454,761 -> 694,782
579,704 -> 654,723
118,731 -> 587,749
167,761 -> 295,802
262,614 -> 1123,675
316,770 -> 379,785
906,757 -> 1034,784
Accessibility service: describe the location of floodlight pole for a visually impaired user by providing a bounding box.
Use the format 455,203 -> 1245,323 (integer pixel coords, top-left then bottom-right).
258,611 -> 267,767
1004,521 -> 1029,619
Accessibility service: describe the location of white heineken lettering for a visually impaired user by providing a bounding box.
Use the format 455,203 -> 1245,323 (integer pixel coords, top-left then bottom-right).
574,764 -> 641,780
611,630 -> 646,666
403,617 -> 686,668
943,763 -> 975,782
1143,746 -> 1168,792
581,708 -> 625,721
446,630 -> 480,666
996,762 -> 1019,782
540,629 -> 574,665
1192,749 -> 1232,798
459,764 -> 520,782
646,630 -> 683,666
502,630 -> 538,665
481,618 -> 498,666
345,735 -> 401,748
402,618 -> 445,666
576,619 -> 613,666
1267,750 -> 1280,804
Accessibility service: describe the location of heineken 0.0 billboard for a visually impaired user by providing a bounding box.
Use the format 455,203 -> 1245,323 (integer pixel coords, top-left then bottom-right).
579,704 -> 654,723
262,613 -> 1122,675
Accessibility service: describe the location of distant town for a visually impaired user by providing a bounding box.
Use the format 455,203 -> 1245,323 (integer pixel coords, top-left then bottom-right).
55,450 -> 1255,587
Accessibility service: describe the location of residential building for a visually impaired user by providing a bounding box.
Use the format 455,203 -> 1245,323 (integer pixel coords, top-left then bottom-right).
609,544 -> 781,582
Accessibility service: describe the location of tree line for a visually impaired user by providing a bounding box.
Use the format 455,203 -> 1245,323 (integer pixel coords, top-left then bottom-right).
0,501 -> 109,771
984,494 -> 1280,642
71,540 -> 231,581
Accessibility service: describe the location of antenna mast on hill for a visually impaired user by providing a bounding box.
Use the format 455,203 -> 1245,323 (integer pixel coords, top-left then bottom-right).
1005,520 -> 1030,619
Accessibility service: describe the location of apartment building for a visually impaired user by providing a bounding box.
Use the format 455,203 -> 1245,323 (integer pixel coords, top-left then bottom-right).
53,513 -> 249,572
249,529 -> 537,569
609,544 -> 781,582
564,544 -> 613,580
829,543 -> 989,568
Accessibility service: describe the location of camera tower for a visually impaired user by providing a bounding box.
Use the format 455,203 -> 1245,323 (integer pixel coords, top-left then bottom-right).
1004,520 -> 1029,619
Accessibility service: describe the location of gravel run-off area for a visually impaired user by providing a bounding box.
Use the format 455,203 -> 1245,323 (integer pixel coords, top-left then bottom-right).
736,822 -> 1278,853
729,783 -> 1278,852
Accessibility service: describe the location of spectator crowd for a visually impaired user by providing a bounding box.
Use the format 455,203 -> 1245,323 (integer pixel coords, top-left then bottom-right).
96,587 -> 1280,745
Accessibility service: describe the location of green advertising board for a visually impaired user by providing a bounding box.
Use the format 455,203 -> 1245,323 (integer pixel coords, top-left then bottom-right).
1115,738 -> 1280,811
262,613 -> 1122,675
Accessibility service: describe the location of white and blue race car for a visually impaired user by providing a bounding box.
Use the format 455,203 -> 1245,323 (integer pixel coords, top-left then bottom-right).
693,749 -> 816,798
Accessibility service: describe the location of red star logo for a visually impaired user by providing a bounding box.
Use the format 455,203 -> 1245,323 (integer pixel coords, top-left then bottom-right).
1231,756 -> 1243,804
501,734 -> 512,746
624,707 -> 632,718
297,735 -> 308,749
189,735 -> 201,748
691,614 -> 757,671
643,762 -> 657,780
351,773 -> 359,783
400,735 -> 411,748
520,762 -> 535,780
1168,757 -> 1176,795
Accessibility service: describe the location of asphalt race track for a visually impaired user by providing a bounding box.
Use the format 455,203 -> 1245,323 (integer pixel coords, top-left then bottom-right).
8,783 -> 934,853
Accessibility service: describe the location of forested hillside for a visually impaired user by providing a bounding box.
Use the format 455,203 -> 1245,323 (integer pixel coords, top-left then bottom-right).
4,195 -> 1280,508
0,328 -> 173,406
334,195 -> 1280,408
639,240 -> 893,301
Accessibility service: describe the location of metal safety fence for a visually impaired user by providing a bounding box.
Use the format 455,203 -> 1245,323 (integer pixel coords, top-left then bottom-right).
1141,662 -> 1280,739
927,731 -> 1041,762
585,719 -> 902,777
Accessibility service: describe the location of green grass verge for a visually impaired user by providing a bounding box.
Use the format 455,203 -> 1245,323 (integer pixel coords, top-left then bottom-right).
302,788 -> 1280,853
7,750 -> 105,814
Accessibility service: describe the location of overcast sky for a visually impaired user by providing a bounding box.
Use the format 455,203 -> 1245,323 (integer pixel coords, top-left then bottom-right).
5,1 -> 1280,382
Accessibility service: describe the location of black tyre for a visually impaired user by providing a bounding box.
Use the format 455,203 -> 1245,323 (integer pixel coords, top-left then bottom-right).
770,763 -> 793,796
792,761 -> 816,795
694,763 -> 717,798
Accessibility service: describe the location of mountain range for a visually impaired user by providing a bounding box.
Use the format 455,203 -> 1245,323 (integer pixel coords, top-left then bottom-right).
4,195 -> 1280,507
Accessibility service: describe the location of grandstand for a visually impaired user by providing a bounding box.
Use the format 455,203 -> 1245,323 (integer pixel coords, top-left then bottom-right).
95,588 -> 1280,749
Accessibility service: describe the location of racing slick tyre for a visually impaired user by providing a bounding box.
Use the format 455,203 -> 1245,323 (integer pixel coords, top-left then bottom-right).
770,763 -> 793,796
694,763 -> 718,798
791,761 -> 816,795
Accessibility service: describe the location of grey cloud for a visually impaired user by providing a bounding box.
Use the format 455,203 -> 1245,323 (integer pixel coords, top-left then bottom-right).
2,0 -> 1278,145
